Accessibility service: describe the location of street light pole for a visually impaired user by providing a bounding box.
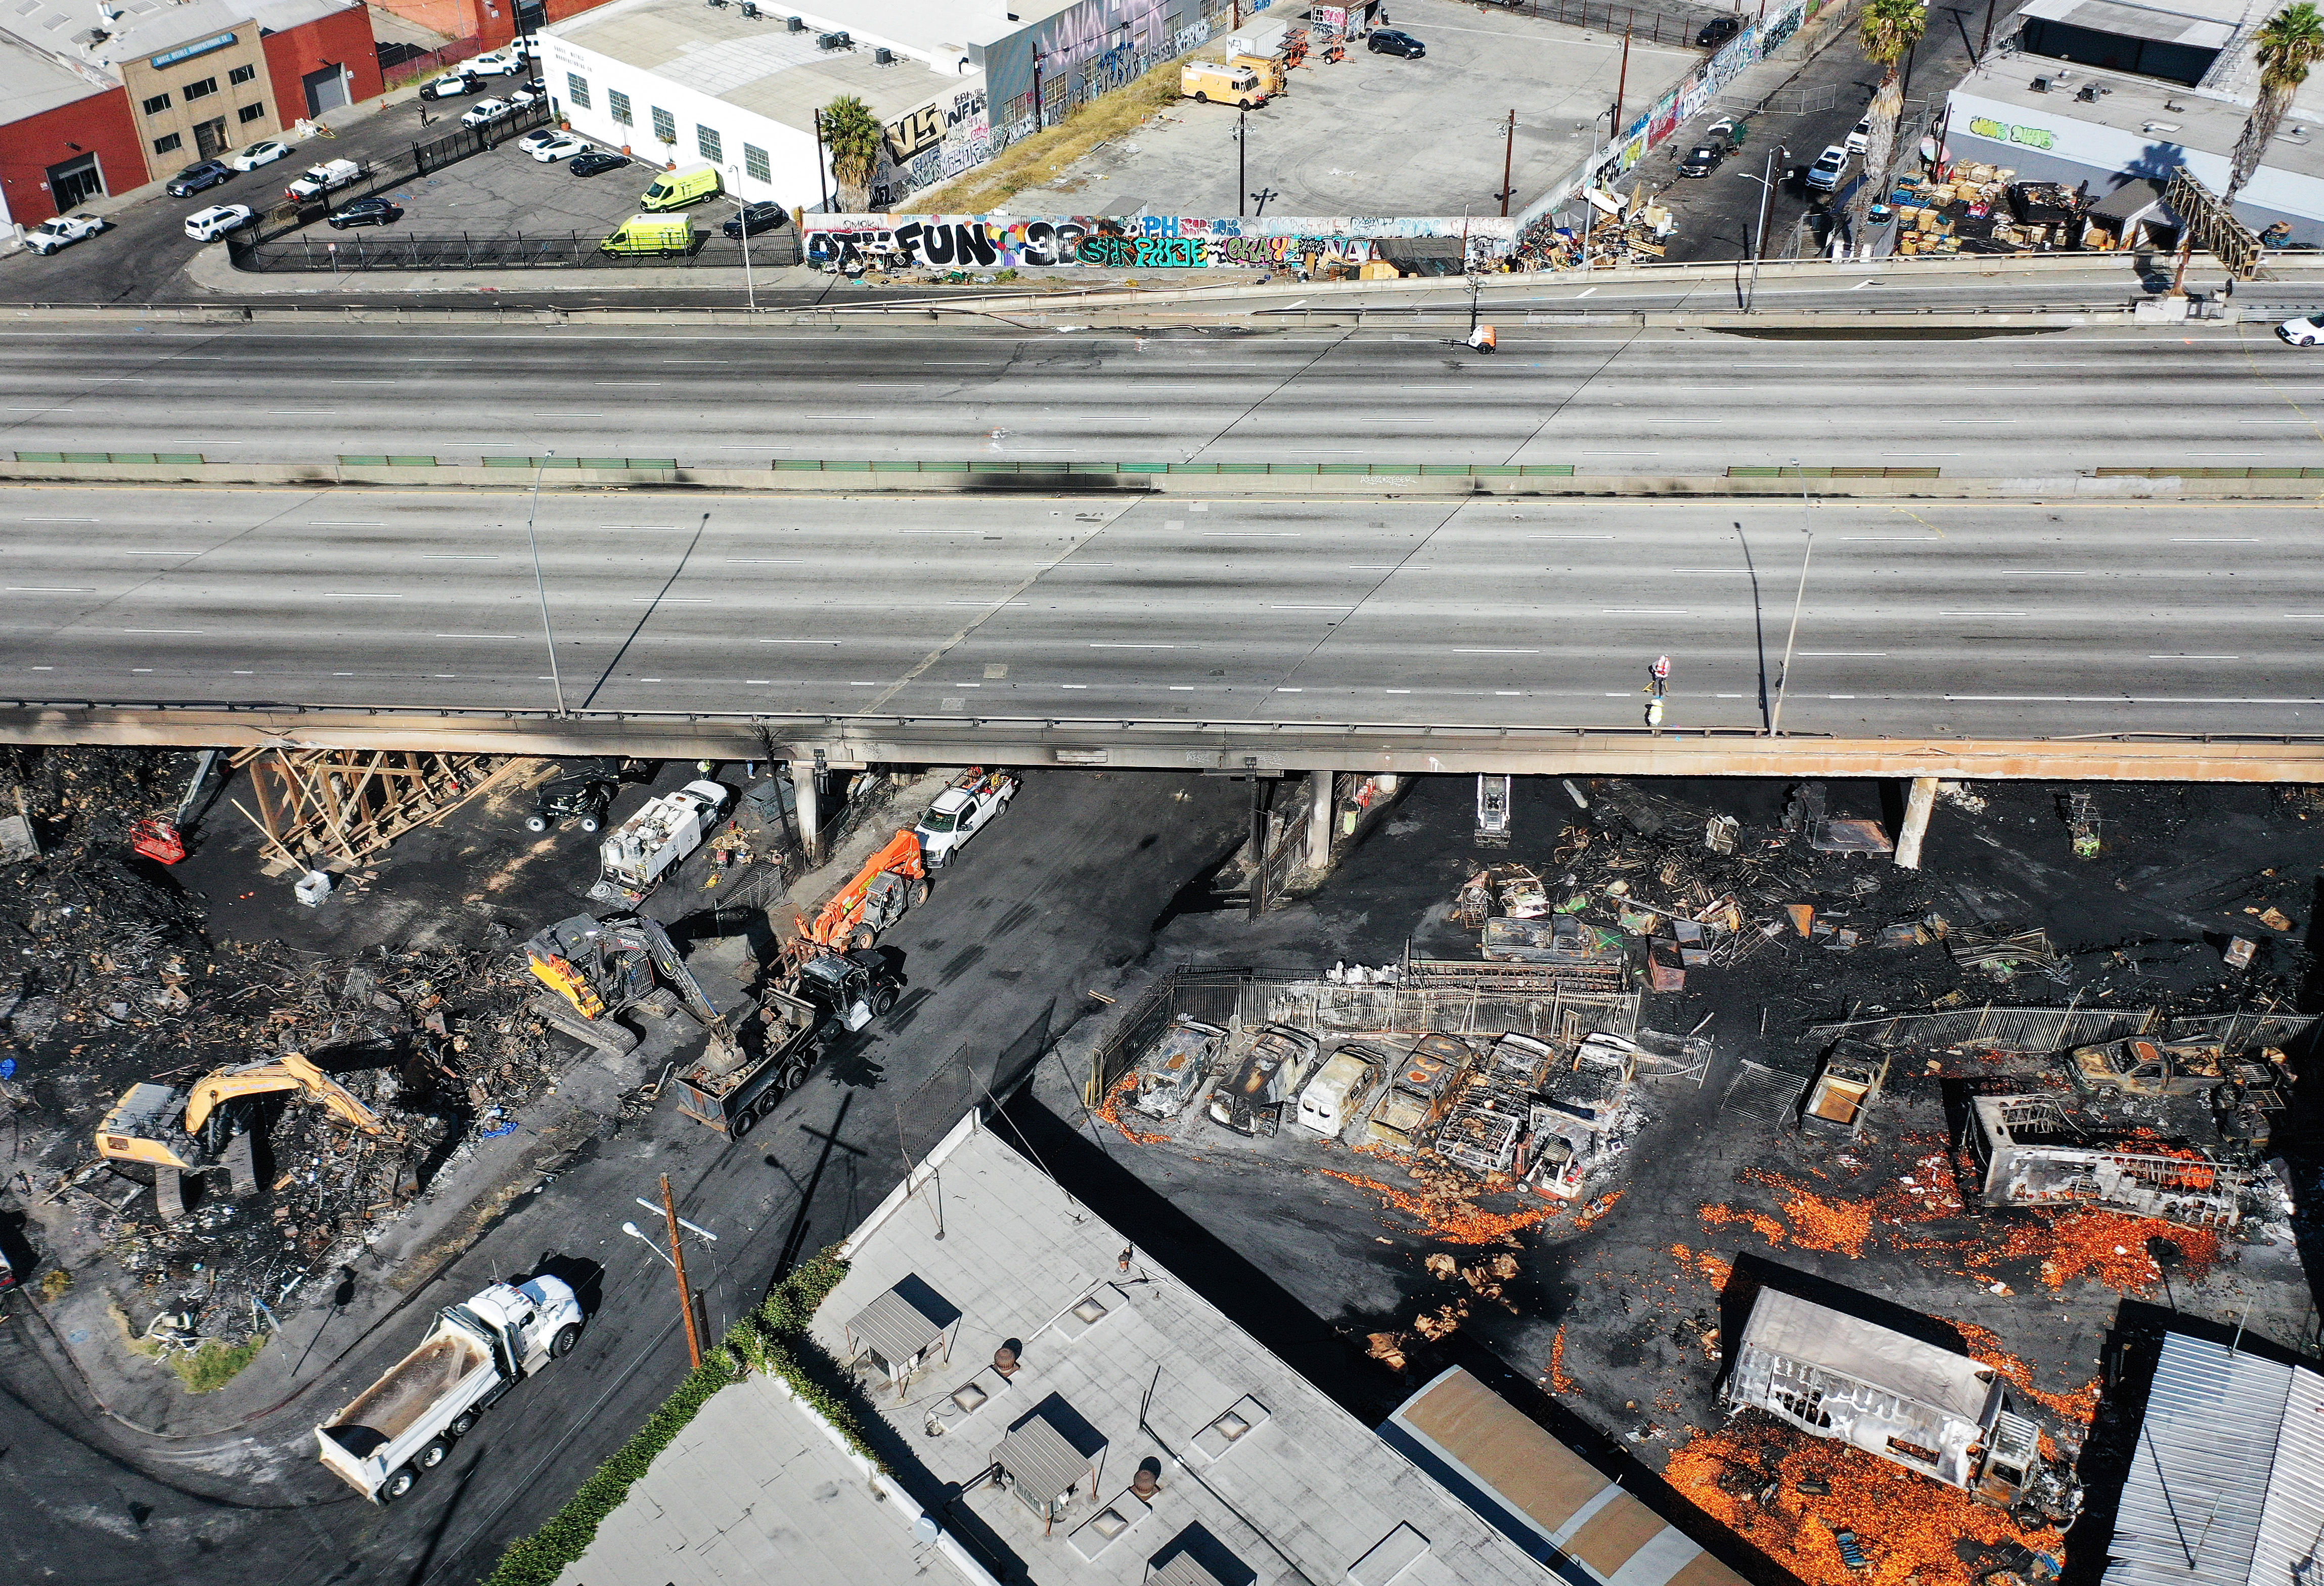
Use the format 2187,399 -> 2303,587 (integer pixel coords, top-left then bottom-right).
1769,458 -> 1813,735
1747,146 -> 1783,310
727,167 -> 756,312
812,110 -> 831,212
523,450 -> 567,717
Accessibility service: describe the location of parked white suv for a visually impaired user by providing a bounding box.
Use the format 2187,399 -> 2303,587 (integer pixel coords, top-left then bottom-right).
1805,144 -> 1848,193
468,47 -> 523,75
184,203 -> 255,241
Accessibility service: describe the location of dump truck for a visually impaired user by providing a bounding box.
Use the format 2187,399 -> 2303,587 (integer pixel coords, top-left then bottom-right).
524,911 -> 729,1060
676,948 -> 903,1136
796,829 -> 927,952
96,1052 -> 387,1219
592,779 -> 730,902
317,1277 -> 585,1503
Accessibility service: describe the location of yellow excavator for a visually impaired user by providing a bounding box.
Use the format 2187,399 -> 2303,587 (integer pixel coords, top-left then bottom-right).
96,1052 -> 387,1219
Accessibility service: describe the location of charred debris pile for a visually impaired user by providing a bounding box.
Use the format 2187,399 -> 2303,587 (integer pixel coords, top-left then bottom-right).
0,749 -> 589,1354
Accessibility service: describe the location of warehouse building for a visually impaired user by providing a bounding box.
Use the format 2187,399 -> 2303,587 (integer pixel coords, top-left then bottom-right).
541,0 -> 1252,214
1946,0 -> 2324,244
0,0 -> 381,231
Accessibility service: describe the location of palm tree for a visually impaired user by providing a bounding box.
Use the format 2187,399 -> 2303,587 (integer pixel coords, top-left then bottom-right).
1845,0 -> 1928,250
2228,3 -> 2324,200
820,94 -> 885,213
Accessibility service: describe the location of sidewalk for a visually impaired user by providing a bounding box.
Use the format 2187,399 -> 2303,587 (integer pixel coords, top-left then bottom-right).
10,770 -> 947,1444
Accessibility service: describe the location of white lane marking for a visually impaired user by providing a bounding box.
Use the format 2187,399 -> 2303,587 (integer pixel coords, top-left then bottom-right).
1495,690 -> 1522,696
1532,534 -> 1616,539
1799,651 -> 1888,656
529,412 -> 605,417
630,597 -> 710,603
7,585 -> 94,592
2148,654 -> 2240,659
2170,537 -> 2262,542
311,520 -> 385,525
1603,607 -> 1689,613
1883,451 -> 1960,456
422,554 -> 502,560
1455,647 -> 1538,654
121,627 -> 202,633
1670,568 -> 1747,573
759,638 -> 841,644
124,550 -> 201,556
1276,687 -> 1304,692
435,632 -> 519,639
1950,694 -> 2324,704
1203,531 -> 1301,537
944,599 -> 1020,605
1060,684 -> 1088,689
1384,688 -> 1412,693
18,516 -> 95,522
1169,685 -> 1196,690
271,410 -> 339,415
1842,535 -> 1938,541
1577,287 -> 1597,298
1941,609 -> 2032,616
324,592 -> 403,598
1092,642 -> 1176,648
1270,604 -> 1356,610
331,380 -> 393,384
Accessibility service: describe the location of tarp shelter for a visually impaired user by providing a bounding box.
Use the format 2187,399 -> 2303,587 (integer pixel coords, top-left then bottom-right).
1373,237 -> 1466,276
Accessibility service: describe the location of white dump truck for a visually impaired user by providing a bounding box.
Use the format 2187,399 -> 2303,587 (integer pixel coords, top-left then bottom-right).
591,779 -> 730,902
316,1277 -> 584,1503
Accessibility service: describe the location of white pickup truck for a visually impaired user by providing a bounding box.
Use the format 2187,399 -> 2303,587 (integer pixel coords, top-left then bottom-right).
286,157 -> 364,202
593,779 -> 731,900
25,214 -> 104,255
913,767 -> 1019,868
317,1277 -> 583,1503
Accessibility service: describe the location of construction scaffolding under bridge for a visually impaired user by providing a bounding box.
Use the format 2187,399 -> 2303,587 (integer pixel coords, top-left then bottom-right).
230,747 -> 528,872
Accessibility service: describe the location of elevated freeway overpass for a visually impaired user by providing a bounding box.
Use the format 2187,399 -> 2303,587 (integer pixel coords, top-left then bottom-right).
0,312 -> 2316,780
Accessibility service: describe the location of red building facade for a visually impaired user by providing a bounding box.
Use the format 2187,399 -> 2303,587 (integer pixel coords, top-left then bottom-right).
0,85 -> 149,229
261,4 -> 385,123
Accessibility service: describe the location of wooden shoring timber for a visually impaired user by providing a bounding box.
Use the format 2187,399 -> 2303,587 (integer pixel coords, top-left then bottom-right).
227,748 -> 531,868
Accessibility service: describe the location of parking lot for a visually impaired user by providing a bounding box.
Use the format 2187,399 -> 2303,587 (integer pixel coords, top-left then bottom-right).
1002,0 -> 1703,219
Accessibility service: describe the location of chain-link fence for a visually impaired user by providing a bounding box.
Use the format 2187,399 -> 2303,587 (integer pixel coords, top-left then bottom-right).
1807,1005 -> 2315,1053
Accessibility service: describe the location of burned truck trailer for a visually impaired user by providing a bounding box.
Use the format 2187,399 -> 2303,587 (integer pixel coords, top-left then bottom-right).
1965,1093 -> 2256,1232
1722,1289 -> 2082,1529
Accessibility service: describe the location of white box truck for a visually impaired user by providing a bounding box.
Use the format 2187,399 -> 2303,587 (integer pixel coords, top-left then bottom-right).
316,1277 -> 584,1503
591,779 -> 730,902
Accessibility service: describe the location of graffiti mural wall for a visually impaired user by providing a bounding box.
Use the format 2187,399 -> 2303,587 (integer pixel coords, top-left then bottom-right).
803,213 -> 1517,270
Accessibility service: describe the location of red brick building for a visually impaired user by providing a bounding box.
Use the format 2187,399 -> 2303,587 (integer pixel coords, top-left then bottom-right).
0,0 -> 382,232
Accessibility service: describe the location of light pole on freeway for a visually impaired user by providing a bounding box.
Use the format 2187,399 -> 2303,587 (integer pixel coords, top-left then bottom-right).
1769,457 -> 1814,736
523,449 -> 567,717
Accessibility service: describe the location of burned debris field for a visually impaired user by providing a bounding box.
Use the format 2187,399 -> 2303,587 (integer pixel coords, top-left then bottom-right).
1046,773 -> 2322,1586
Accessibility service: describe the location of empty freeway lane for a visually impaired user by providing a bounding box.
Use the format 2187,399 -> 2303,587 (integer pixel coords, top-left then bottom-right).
0,488 -> 2315,745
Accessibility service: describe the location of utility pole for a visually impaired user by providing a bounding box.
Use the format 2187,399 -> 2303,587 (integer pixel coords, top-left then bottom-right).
1747,145 -> 1784,310
1032,49 -> 1045,132
661,1173 -> 702,1369
727,169 -> 756,312
812,110 -> 830,212
523,451 -> 566,717
1500,108 -> 1516,216
1239,107 -> 1248,218
1611,28 -> 1632,145
1979,0 -> 1999,58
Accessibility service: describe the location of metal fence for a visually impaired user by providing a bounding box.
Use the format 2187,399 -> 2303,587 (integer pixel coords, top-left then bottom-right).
1807,1005 -> 2317,1054
1082,964 -> 1641,1104
1493,0 -> 1724,47
232,229 -> 803,271
232,103 -> 555,252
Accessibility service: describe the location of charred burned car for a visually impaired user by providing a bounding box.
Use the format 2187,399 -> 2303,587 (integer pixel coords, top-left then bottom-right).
1130,1016 -> 1228,1121
1208,1023 -> 1321,1137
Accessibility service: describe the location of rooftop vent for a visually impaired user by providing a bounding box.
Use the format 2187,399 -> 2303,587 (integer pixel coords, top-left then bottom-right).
874,44 -> 893,63
1189,1395 -> 1271,1462
786,11 -> 802,25
1072,1296 -> 1109,1324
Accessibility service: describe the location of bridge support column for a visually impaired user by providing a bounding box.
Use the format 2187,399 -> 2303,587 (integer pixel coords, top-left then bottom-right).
1894,776 -> 1940,870
791,760 -> 821,866
1307,769 -> 1333,866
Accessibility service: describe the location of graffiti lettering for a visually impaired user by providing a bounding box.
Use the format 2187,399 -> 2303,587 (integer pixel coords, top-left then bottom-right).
885,106 -> 946,163
807,214 -> 1507,271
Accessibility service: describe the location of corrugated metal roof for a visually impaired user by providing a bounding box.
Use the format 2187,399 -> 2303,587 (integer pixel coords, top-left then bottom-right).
1148,1552 -> 1232,1586
843,1283 -> 948,1371
2104,1333 -> 2324,1586
994,1409 -> 1096,1507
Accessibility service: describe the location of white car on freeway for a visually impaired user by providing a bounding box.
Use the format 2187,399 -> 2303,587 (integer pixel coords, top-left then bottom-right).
184,203 -> 255,241
529,133 -> 591,162
25,214 -> 104,254
2278,315 -> 2324,345
227,139 -> 294,171
460,97 -> 515,127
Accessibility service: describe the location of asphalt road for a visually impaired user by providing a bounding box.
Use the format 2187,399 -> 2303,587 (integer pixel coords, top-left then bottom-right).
0,486 -> 2317,742
0,766 -> 1250,1586
7,319 -> 2324,471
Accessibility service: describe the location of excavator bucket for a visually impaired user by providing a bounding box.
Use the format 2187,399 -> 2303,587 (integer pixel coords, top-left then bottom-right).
527,948 -> 606,1018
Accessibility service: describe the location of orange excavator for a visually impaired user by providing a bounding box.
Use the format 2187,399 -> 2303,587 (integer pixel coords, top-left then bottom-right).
793,830 -> 928,955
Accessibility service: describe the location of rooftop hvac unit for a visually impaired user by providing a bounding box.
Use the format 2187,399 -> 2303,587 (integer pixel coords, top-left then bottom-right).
818,28 -> 851,48
787,11 -> 802,26
874,45 -> 893,63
